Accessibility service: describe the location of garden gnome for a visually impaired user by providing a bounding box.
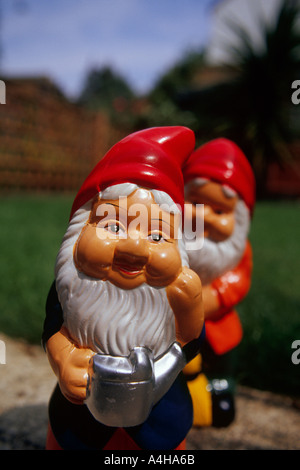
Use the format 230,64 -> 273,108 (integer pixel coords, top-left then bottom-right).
43,126 -> 205,450
183,138 -> 255,427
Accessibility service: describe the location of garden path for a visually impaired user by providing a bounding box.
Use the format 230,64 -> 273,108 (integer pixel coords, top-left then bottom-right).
0,333 -> 299,450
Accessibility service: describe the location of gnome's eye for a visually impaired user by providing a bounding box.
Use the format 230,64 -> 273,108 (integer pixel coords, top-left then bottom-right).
109,224 -> 119,232
103,221 -> 125,235
148,232 -> 164,243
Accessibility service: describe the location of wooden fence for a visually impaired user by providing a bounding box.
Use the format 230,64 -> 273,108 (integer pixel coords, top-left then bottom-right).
0,78 -> 125,192
1,77 -> 300,198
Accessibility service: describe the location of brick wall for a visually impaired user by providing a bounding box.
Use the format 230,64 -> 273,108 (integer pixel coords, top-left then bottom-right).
0,78 -> 125,192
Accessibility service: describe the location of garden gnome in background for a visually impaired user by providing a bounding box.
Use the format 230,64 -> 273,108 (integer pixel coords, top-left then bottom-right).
42,126 -> 205,450
183,138 -> 255,427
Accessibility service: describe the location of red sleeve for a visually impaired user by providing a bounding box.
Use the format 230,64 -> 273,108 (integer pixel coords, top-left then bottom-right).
205,241 -> 253,355
211,241 -> 253,314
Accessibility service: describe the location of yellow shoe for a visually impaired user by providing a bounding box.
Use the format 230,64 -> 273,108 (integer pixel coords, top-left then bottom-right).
183,354 -> 202,376
187,373 -> 213,428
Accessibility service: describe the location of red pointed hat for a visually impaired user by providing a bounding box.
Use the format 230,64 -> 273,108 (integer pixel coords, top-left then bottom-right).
183,138 -> 256,215
70,126 -> 195,219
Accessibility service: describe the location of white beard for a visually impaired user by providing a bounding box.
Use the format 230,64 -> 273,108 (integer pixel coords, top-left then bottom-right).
186,199 -> 250,286
55,201 -> 177,359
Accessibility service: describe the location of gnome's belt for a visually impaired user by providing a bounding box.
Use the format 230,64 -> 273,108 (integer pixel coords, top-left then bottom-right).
85,327 -> 205,428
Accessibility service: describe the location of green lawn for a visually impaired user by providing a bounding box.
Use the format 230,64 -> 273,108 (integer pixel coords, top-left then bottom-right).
0,195 -> 299,395
237,201 -> 300,395
0,194 -> 74,343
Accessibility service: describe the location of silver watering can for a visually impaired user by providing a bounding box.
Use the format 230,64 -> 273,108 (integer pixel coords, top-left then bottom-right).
85,342 -> 187,427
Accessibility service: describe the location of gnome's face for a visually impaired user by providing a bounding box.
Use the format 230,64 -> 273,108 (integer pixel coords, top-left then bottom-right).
185,180 -> 238,242
74,188 -> 182,290
184,179 -> 250,285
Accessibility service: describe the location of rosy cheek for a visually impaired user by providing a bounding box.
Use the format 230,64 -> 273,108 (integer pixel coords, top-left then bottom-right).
73,225 -> 115,278
206,213 -> 235,242
218,215 -> 235,237
146,244 -> 181,286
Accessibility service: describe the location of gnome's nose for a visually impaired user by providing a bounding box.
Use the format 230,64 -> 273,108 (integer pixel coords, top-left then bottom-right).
113,236 -> 149,270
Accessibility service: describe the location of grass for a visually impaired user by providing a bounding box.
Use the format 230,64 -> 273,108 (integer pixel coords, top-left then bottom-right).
0,193 -> 74,343
236,200 -> 300,395
0,195 -> 299,395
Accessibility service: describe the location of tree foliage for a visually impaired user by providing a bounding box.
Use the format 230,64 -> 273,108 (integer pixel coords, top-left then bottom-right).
76,1 -> 300,197
134,50 -> 206,130
177,0 -> 300,196
78,66 -> 135,110
77,66 -> 137,130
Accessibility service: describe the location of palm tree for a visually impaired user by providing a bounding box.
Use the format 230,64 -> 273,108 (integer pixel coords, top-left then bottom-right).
177,0 -> 300,197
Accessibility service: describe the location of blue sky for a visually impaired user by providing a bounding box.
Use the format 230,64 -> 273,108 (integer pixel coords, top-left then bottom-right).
1,0 -> 284,99
1,0 -> 219,98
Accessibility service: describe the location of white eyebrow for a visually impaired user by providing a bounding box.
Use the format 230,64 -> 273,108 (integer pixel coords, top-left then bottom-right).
222,185 -> 237,198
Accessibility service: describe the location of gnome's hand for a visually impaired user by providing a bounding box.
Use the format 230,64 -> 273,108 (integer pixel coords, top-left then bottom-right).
201,284 -> 224,321
166,266 -> 204,345
46,326 -> 95,404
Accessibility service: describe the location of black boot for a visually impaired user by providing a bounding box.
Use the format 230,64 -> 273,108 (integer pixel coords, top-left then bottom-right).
208,378 -> 236,428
